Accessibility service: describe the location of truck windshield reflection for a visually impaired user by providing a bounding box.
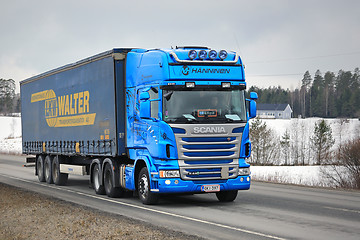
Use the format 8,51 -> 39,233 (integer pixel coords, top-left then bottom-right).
163,89 -> 247,123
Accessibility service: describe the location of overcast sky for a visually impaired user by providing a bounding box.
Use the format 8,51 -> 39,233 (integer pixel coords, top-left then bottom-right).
1,0 -> 359,92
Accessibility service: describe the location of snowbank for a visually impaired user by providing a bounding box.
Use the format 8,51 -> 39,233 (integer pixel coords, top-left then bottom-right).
261,118 -> 360,151
251,166 -> 327,187
0,116 -> 21,139
0,116 -> 22,154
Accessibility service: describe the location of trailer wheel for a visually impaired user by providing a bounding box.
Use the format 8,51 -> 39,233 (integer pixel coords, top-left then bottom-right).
92,164 -> 105,195
52,156 -> 68,185
44,155 -> 54,184
36,155 -> 46,182
216,190 -> 238,202
138,167 -> 159,205
103,164 -> 124,198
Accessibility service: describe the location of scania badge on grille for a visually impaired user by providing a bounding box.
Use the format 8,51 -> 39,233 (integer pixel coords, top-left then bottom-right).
192,126 -> 227,134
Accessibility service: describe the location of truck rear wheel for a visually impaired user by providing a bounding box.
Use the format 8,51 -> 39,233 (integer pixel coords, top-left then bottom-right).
36,155 -> 46,182
52,156 -> 68,185
44,155 -> 54,184
216,190 -> 238,202
92,163 -> 105,195
138,167 -> 159,205
103,164 -> 124,198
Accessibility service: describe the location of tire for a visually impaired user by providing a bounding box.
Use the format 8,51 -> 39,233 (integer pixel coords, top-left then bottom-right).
138,167 -> 159,205
44,155 -> 54,184
104,164 -> 124,198
36,155 -> 46,182
92,163 -> 105,195
52,156 -> 68,186
216,190 -> 238,202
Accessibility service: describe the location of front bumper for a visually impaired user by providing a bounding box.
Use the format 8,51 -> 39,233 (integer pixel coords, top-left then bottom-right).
152,175 -> 250,193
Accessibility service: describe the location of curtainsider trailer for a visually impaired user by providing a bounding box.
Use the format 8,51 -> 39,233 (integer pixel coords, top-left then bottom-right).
21,47 -> 257,204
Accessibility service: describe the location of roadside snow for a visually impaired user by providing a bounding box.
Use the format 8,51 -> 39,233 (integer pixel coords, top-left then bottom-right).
261,118 -> 360,152
0,116 -> 22,154
251,166 -> 328,187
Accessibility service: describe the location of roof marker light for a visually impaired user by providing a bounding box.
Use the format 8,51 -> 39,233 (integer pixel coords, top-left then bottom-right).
198,50 -> 207,60
209,50 -> 217,60
219,50 -> 228,60
188,50 -> 197,60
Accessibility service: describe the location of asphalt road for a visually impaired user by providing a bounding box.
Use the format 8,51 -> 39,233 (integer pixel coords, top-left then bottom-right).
1,154 -> 359,240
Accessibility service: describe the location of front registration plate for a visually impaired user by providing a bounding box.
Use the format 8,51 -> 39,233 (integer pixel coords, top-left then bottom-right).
201,184 -> 220,192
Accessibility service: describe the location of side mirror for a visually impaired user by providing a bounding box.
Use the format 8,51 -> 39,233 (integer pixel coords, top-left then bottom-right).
250,92 -> 258,100
248,91 -> 257,119
140,92 -> 150,101
140,92 -> 151,119
140,101 -> 151,119
249,100 -> 257,119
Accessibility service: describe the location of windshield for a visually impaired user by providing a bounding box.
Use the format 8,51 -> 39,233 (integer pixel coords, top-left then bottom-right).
163,89 -> 247,123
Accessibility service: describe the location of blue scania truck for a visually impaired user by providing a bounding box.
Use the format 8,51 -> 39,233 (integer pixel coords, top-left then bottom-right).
21,47 -> 257,204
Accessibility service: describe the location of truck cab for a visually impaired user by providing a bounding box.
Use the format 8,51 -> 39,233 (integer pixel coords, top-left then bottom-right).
124,47 -> 257,203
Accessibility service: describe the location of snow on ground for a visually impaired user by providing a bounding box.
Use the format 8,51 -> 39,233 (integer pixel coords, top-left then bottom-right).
251,166 -> 328,187
0,116 -> 357,187
0,116 -> 22,154
260,118 -> 360,152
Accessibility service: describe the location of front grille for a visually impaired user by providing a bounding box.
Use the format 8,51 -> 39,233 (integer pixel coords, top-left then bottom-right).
170,123 -> 245,181
179,136 -> 239,160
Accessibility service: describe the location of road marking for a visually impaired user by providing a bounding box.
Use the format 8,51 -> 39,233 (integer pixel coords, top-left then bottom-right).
324,206 -> 360,214
1,173 -> 286,240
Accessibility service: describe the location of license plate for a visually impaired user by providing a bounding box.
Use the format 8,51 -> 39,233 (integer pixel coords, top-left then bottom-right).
201,184 -> 220,192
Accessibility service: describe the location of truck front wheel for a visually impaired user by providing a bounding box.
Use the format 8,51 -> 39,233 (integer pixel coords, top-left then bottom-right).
36,155 -> 45,182
103,164 -> 124,198
216,190 -> 238,202
138,167 -> 159,205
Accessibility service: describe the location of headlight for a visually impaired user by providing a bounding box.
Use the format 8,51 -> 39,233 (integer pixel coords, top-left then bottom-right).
188,50 -> 197,60
159,170 -> 180,178
238,167 -> 250,176
209,50 -> 217,60
219,50 -> 228,60
198,50 -> 207,60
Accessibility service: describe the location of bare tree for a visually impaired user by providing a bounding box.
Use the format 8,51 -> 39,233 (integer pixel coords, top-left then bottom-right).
250,118 -> 279,165
321,138 -> 360,189
280,129 -> 290,165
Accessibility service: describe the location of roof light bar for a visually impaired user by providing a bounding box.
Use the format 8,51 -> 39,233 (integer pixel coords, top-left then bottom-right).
170,51 -> 239,64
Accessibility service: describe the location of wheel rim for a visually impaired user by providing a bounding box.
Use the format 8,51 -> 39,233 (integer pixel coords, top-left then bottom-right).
139,173 -> 149,199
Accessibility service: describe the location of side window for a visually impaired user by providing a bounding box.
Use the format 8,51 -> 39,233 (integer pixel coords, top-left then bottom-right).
149,87 -> 159,119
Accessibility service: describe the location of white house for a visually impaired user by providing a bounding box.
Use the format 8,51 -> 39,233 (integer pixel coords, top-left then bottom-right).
257,104 -> 293,119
